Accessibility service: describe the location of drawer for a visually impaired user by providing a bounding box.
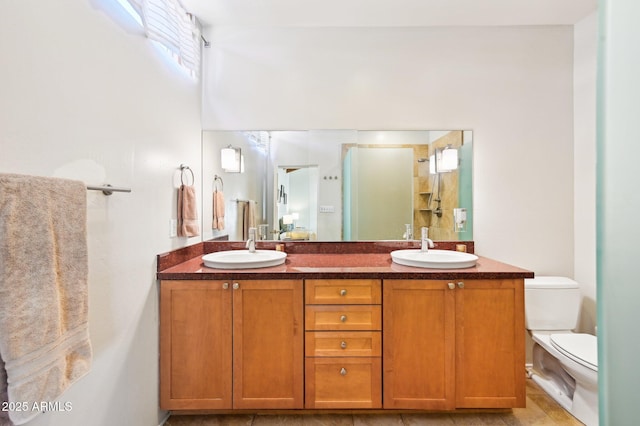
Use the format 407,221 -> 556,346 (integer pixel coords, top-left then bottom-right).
305,331 -> 381,357
305,357 -> 382,409
305,279 -> 381,305
305,305 -> 381,331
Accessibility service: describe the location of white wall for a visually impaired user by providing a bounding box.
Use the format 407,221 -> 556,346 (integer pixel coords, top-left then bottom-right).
0,1 -> 201,425
573,12 -> 598,334
203,25 -> 575,275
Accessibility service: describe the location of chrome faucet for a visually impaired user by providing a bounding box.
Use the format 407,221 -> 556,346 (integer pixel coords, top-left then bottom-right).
246,227 -> 257,253
421,227 -> 434,252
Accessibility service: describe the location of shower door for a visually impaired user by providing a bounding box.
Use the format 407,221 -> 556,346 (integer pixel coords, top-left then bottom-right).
344,146 -> 413,240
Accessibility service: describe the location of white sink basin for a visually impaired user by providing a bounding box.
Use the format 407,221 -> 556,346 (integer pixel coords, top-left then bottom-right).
202,250 -> 287,269
390,249 -> 478,269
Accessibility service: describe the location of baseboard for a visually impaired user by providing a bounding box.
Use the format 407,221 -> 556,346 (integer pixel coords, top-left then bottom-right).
158,412 -> 170,426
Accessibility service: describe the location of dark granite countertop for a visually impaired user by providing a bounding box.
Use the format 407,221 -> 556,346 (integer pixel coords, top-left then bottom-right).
157,241 -> 534,281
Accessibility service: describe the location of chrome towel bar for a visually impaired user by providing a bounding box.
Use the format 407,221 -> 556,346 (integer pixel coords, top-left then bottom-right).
86,185 -> 131,196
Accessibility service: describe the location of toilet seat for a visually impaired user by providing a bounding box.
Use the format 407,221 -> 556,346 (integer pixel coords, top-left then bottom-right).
550,333 -> 598,372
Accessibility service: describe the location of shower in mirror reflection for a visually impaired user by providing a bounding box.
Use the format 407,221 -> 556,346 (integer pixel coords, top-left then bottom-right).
424,131 -> 473,241
429,145 -> 458,219
343,145 -> 413,240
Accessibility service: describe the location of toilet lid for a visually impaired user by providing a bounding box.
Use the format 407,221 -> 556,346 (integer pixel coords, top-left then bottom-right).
550,333 -> 598,371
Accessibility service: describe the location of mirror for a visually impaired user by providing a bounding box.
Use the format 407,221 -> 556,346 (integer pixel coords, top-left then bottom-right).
202,130 -> 472,242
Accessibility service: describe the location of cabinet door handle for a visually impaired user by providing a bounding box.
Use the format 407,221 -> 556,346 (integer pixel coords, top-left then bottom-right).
448,282 -> 455,290
232,282 -> 240,290
340,289 -> 347,296
457,282 -> 465,289
340,315 -> 348,322
340,368 -> 347,376
340,341 -> 347,349
222,282 -> 229,290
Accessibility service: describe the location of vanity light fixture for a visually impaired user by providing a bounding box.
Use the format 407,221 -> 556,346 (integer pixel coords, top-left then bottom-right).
440,146 -> 458,172
221,145 -> 242,173
429,146 -> 459,174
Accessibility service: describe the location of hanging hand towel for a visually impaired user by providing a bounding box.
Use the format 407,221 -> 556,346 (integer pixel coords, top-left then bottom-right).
212,189 -> 225,230
240,200 -> 258,239
0,173 -> 92,425
248,200 -> 257,230
177,184 -> 200,237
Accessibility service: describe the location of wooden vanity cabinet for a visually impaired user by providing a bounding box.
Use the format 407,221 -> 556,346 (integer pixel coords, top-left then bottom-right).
304,279 -> 382,409
160,279 -> 303,410
383,279 -> 525,410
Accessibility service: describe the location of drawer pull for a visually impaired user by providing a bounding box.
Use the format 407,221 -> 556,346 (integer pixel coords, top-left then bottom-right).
340,341 -> 347,349
340,289 -> 347,296
448,282 -> 455,290
340,368 -> 347,376
222,282 -> 229,290
232,282 -> 240,290
340,315 -> 348,322
457,281 -> 465,289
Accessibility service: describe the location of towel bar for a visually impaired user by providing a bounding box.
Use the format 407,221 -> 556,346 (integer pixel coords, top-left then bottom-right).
86,185 -> 132,196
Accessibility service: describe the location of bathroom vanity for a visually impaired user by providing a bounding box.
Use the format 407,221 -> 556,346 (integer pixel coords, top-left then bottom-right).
157,241 -> 533,413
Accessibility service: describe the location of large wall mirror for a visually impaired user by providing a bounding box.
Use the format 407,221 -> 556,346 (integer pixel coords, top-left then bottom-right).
202,130 -> 473,242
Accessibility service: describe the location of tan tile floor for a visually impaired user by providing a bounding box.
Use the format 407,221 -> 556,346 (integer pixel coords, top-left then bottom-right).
165,380 -> 585,426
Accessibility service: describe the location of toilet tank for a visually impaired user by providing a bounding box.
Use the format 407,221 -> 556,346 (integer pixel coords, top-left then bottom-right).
524,276 -> 581,331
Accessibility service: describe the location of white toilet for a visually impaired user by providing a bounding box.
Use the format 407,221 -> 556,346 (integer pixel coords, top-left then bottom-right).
524,276 -> 598,426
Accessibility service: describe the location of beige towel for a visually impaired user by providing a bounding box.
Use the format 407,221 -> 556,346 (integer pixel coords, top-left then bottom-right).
212,190 -> 225,230
177,184 -> 200,237
0,174 -> 92,425
248,200 -> 257,230
240,200 -> 257,239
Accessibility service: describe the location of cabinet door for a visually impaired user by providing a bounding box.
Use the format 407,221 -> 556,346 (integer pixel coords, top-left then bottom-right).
455,279 -> 525,408
383,280 -> 456,409
160,280 -> 232,410
232,280 -> 304,409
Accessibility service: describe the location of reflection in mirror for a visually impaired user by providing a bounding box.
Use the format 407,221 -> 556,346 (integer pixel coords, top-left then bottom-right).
276,165 -> 319,241
344,145 -> 413,240
202,131 -> 269,241
201,130 -> 472,242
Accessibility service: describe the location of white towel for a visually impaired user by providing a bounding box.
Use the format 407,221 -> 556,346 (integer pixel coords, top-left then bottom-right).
0,174 -> 92,425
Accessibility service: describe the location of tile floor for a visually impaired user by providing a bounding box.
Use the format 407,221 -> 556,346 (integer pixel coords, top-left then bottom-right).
165,380 -> 584,425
